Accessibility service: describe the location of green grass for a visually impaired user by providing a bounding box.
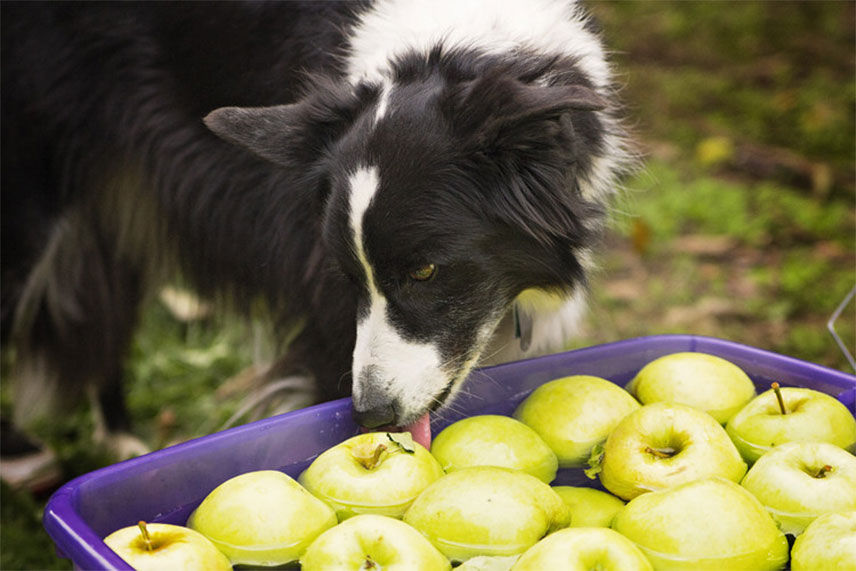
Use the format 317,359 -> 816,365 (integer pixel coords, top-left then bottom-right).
1,482 -> 68,570
593,1 -> 855,174
575,0 -> 855,370
581,155 -> 854,369
124,301 -> 255,446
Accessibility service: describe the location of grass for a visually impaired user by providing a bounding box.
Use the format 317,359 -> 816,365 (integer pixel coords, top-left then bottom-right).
124,301 -> 256,447
2,2 -> 854,569
0,308 -> 257,571
1,482 -> 66,570
572,0 -> 855,368
577,158 -> 855,368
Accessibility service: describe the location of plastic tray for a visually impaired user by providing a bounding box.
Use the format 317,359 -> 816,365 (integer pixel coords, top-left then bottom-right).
43,335 -> 856,570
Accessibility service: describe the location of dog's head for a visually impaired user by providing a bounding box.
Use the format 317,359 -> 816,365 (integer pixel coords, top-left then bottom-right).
206,53 -> 624,429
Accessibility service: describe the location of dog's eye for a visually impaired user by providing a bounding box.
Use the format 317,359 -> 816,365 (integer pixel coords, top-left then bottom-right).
408,264 -> 437,282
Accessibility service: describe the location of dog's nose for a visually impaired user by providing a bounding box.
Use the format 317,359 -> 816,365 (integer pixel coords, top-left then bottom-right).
352,402 -> 396,429
352,365 -> 399,428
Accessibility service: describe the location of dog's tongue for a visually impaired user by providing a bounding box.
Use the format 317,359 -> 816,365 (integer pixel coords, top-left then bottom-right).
400,413 -> 432,449
362,413 -> 432,450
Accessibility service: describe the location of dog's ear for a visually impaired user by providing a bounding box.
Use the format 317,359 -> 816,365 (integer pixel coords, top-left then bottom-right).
446,72 -> 606,154
204,78 -> 371,168
204,105 -> 300,167
445,74 -> 608,244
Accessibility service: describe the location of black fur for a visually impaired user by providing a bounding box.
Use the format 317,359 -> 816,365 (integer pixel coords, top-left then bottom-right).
2,2 -> 629,435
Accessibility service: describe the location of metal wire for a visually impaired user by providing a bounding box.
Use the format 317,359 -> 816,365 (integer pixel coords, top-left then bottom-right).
827,283 -> 856,372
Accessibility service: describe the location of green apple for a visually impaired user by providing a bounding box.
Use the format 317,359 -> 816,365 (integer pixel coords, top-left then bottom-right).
514,375 -> 640,467
591,402 -> 747,500
726,385 -> 856,464
511,527 -> 653,571
740,441 -> 856,535
552,486 -> 625,527
455,555 -> 520,570
104,521 -> 232,571
299,431 -> 444,520
300,514 -> 450,571
187,469 -> 337,566
612,477 -> 789,571
430,415 -> 558,483
403,466 -> 570,562
627,352 -> 756,423
790,511 -> 856,571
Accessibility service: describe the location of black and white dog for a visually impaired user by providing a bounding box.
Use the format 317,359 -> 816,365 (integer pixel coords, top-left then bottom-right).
2,1 -> 633,450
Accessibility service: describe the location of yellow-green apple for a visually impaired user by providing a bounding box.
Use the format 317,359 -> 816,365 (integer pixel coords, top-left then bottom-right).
726,385 -> 856,464
430,415 -> 558,483
403,466 -> 570,562
626,352 -> 755,423
790,511 -> 856,571
612,477 -> 789,571
511,527 -> 652,571
299,432 -> 443,520
104,521 -> 232,571
552,486 -> 625,527
187,470 -> 336,566
739,441 -> 856,535
455,555 -> 520,570
514,375 -> 640,467
591,402 -> 747,500
299,514 -> 450,571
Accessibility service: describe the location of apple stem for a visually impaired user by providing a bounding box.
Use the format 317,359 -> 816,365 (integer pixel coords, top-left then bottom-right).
353,443 -> 387,470
369,445 -> 385,469
361,555 -> 378,570
771,382 -> 788,415
137,521 -> 153,552
814,465 -> 833,479
645,446 -> 676,459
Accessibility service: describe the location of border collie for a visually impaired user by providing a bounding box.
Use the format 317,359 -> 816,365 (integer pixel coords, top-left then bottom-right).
2,0 -> 633,452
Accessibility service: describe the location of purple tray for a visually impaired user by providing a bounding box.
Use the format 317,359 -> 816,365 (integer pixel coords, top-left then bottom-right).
43,335 -> 856,570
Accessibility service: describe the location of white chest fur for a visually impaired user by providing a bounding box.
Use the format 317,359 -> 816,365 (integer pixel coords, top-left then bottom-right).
480,288 -> 589,366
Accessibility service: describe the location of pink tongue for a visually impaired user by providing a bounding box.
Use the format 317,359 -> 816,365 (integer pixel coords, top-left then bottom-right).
361,413 -> 432,450
401,413 -> 432,450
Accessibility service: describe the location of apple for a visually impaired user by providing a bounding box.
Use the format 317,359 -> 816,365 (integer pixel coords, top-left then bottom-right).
514,375 -> 640,467
299,431 -> 444,520
511,527 -> 653,571
552,485 -> 625,527
403,466 -> 570,562
626,352 -> 756,423
612,477 -> 789,571
590,402 -> 747,500
430,414 -> 558,483
104,521 -> 232,571
790,511 -> 856,571
740,441 -> 856,535
726,384 -> 856,464
455,555 -> 521,570
299,514 -> 451,571
187,469 -> 337,567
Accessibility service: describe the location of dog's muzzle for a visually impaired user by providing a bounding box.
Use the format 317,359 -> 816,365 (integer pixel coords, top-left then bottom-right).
352,402 -> 396,429
350,367 -> 436,450
351,365 -> 398,427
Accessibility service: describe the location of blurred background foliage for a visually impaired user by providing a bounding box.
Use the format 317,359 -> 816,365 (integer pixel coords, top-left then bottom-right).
2,2 -> 854,569
578,1 -> 855,369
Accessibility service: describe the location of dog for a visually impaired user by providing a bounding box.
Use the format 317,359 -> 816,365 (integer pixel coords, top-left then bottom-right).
1,0 -> 633,453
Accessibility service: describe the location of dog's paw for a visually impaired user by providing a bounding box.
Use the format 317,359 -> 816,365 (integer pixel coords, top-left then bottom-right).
0,447 -> 62,492
220,375 -> 318,430
103,432 -> 151,460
